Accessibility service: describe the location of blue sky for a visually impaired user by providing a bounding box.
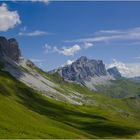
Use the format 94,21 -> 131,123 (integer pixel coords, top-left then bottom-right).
1,1 -> 140,77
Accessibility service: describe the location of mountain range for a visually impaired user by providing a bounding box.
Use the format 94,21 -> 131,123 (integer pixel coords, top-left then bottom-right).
0,36 -> 140,138
50,56 -> 121,90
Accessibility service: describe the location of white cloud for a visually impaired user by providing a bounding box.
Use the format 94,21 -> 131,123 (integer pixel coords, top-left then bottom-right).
96,30 -> 124,35
44,42 -> 83,56
64,60 -> 74,65
31,0 -> 49,5
0,3 -> 21,31
107,59 -> 131,77
61,60 -> 74,67
84,42 -> 94,48
54,44 -> 81,56
107,59 -> 140,78
19,30 -> 49,36
44,43 -> 81,56
67,27 -> 140,44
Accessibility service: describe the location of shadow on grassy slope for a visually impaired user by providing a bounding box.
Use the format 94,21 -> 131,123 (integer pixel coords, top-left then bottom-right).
16,84 -> 140,138
79,121 -> 138,138
0,69 -> 140,138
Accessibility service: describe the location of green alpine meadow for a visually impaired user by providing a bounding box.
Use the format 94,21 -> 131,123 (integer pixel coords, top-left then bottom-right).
0,1 -> 140,139
0,62 -> 140,138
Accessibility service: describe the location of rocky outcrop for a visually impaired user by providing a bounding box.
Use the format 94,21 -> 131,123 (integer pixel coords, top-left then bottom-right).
0,36 -> 21,62
50,56 -> 123,90
56,56 -> 108,84
107,67 -> 121,78
25,59 -> 35,68
50,56 -> 116,91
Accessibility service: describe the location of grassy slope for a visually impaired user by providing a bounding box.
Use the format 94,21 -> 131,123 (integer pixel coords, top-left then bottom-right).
97,78 -> 140,98
0,67 -> 140,138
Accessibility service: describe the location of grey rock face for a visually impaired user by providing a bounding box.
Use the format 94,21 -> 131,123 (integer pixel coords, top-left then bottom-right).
26,59 -> 35,68
55,56 -> 108,84
107,67 -> 121,78
0,36 -> 21,62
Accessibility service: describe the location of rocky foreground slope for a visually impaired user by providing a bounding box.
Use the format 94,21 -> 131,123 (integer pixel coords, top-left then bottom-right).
0,36 -> 83,105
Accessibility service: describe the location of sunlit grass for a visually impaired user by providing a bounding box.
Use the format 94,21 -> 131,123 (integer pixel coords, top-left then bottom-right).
0,68 -> 140,138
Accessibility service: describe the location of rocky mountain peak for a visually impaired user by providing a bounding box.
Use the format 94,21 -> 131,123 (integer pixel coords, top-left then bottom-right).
107,66 -> 121,78
52,56 -> 108,84
77,56 -> 88,62
50,57 -> 122,90
0,36 -> 21,62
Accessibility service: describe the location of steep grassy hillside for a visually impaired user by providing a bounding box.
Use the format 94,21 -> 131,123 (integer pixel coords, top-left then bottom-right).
0,67 -> 140,138
97,78 -> 140,98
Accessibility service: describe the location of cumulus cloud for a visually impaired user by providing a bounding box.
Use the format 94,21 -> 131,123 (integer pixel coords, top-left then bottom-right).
107,59 -> 140,77
107,59 -> 131,77
61,60 -> 74,67
19,30 -> 49,36
44,43 -> 82,56
0,3 -> 21,31
54,44 -> 81,56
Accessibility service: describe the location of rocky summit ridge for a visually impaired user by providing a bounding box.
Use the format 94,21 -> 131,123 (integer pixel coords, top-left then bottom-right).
107,66 -> 121,79
50,56 -> 121,90
55,56 -> 107,82
0,37 -> 21,62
